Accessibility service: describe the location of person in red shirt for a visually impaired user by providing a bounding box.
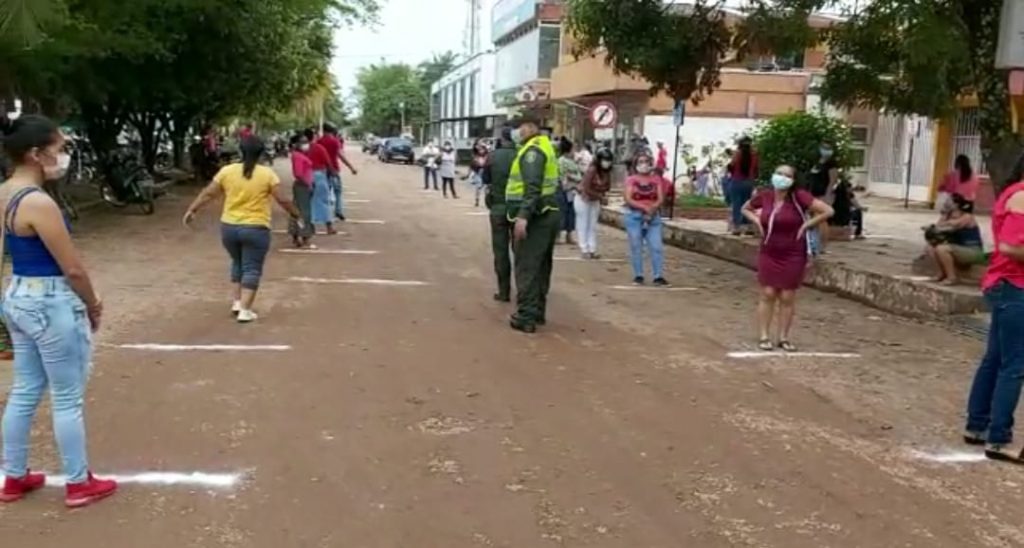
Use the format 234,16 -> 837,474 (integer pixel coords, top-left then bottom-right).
728,136 -> 759,235
965,155 -> 1024,462
655,141 -> 668,172
288,134 -> 315,248
304,128 -> 338,235
239,124 -> 253,140
317,123 -> 357,221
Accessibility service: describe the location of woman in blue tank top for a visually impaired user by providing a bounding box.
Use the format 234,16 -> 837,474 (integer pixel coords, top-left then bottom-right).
0,115 -> 116,508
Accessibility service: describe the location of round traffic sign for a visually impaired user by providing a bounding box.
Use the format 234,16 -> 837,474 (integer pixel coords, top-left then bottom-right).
589,101 -> 617,129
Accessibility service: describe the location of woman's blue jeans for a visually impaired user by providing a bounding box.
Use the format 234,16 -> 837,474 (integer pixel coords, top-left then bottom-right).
2,276 -> 92,483
967,281 -> 1024,444
221,223 -> 271,290
729,178 -> 754,228
624,208 -> 664,279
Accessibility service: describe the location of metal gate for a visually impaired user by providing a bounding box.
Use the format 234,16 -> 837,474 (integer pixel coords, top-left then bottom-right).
949,107 -> 987,175
868,114 -> 936,190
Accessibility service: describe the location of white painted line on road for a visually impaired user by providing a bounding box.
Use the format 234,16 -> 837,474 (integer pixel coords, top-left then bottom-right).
555,257 -> 625,263
727,351 -> 860,359
280,249 -> 379,255
345,220 -> 386,224
110,344 -> 291,352
893,275 -> 932,282
609,285 -> 698,291
272,230 -> 347,236
290,277 -> 429,286
464,211 -> 489,216
910,450 -> 986,464
347,199 -> 371,203
47,471 -> 244,488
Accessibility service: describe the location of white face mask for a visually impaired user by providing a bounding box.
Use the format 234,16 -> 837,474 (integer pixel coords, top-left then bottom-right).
600,160 -> 613,170
510,128 -> 522,144
636,163 -> 652,175
299,144 -> 310,152
42,152 -> 70,181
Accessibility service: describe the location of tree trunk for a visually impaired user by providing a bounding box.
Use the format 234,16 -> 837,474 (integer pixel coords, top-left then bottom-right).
128,113 -> 159,173
79,102 -> 124,180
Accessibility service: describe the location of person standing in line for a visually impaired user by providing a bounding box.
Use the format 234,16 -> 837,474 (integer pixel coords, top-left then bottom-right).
288,134 -> 315,249
506,114 -> 562,333
184,136 -> 302,323
743,165 -> 834,352
808,141 -> 840,251
556,137 -> 581,245
304,128 -> 338,235
467,140 -> 489,207
482,127 -> 517,302
655,140 -> 668,172
623,152 -> 668,286
422,139 -> 440,191
0,115 -> 117,507
317,123 -> 357,222
964,156 -> 1024,462
576,142 -> 594,172
728,136 -> 758,236
574,147 -> 614,259
439,141 -> 458,199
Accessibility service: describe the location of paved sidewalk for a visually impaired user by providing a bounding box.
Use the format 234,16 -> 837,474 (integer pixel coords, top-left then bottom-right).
602,194 -> 988,317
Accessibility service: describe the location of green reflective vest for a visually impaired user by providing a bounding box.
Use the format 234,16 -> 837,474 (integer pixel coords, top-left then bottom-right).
506,135 -> 559,205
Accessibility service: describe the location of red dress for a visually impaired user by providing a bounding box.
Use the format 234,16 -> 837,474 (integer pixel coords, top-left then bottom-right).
751,189 -> 814,290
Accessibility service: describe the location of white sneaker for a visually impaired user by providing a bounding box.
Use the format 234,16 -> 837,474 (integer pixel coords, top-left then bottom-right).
231,301 -> 242,315
236,309 -> 258,323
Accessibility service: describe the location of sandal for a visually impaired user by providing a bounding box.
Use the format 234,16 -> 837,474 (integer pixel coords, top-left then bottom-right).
778,340 -> 797,353
963,430 -> 986,446
757,338 -> 774,351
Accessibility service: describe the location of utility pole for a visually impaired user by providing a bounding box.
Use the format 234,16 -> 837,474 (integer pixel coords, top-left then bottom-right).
399,101 -> 406,135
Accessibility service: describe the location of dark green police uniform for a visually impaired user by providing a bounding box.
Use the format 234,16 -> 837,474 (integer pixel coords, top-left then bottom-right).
482,140 -> 517,301
506,134 -> 561,332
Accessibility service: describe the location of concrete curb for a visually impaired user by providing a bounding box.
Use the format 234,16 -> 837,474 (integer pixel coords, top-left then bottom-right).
600,206 -> 986,319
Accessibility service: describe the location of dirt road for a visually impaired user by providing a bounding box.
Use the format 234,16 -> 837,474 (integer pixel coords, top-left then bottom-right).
0,151 -> 1019,547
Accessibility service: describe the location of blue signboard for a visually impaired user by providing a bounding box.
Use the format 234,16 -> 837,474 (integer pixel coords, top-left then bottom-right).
492,0 -> 538,41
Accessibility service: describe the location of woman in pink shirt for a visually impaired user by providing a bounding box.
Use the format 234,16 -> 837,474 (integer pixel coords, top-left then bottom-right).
623,152 -> 668,286
965,156 -> 1024,462
939,155 -> 981,208
288,134 -> 315,248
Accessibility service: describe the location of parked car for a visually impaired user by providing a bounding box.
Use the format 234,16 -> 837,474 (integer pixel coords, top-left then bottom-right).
362,136 -> 383,155
379,137 -> 415,164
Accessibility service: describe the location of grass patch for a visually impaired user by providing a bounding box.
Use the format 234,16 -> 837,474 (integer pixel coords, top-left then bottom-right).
677,194 -> 728,208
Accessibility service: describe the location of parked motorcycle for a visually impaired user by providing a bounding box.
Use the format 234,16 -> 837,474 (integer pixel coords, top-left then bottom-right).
98,146 -> 157,215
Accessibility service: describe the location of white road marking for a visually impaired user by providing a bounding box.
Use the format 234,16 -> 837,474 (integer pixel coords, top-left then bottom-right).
47,471 -> 244,488
727,351 -> 861,359
347,199 -> 371,203
464,211 -> 489,216
609,285 -> 698,291
290,277 -> 429,286
555,257 -> 624,263
893,275 -> 933,282
279,249 -> 379,255
910,450 -> 987,464
345,220 -> 386,224
110,344 -> 291,352
272,230 -> 347,236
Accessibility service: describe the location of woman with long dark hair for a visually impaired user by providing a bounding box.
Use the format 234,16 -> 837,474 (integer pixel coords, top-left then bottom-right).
184,136 -> 302,323
556,137 -> 580,245
743,164 -> 834,351
574,147 -> 613,258
939,154 -> 981,210
0,115 -> 116,507
964,154 -> 1024,462
728,136 -> 758,235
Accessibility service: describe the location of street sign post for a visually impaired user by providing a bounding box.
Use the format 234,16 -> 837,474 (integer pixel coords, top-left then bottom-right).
589,101 -> 617,129
671,99 -> 686,206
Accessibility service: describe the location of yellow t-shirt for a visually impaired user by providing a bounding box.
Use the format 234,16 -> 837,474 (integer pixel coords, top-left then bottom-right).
215,163 -> 280,227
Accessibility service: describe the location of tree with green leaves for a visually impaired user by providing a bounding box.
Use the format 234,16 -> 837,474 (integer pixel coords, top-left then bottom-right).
417,50 -> 458,95
354,62 -> 429,136
745,0 -> 1022,192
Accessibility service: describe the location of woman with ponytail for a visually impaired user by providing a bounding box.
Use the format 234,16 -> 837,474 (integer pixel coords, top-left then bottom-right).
183,136 -> 302,323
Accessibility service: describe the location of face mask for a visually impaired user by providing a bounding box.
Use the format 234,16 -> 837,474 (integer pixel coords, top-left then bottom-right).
41,151 -> 69,180
820,148 -> 833,158
444,146 -> 453,152
636,163 -> 652,175
510,128 -> 522,144
299,144 -> 310,152
600,160 -> 613,170
771,173 -> 794,190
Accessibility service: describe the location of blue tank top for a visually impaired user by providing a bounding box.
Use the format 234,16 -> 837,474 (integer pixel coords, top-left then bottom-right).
949,224 -> 984,248
5,187 -> 64,277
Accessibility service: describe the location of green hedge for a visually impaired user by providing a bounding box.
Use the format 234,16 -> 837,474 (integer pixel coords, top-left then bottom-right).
751,111 -> 853,187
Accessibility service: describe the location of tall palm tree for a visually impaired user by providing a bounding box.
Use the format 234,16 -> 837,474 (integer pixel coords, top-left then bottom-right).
0,0 -> 65,45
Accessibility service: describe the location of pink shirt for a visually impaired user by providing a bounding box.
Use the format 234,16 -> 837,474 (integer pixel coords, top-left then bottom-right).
941,170 -> 981,201
626,175 -> 661,209
291,151 -> 313,188
656,148 -> 668,170
983,181 -> 1024,290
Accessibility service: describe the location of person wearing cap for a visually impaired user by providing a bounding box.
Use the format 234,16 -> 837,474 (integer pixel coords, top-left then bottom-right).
506,113 -> 562,333
482,127 -> 518,302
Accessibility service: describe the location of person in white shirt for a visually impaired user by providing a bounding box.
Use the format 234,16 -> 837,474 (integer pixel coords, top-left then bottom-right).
422,140 -> 440,190
576,143 -> 594,172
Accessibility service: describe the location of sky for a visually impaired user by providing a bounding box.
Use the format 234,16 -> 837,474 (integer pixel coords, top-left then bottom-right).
331,0 -> 470,104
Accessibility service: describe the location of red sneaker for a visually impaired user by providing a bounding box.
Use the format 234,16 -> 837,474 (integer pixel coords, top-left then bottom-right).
64,473 -> 117,508
0,470 -> 47,502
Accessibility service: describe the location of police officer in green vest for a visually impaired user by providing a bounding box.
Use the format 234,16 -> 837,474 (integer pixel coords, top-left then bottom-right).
506,114 -> 562,333
482,126 -> 518,302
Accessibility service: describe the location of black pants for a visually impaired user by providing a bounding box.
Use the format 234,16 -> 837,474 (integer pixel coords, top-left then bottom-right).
442,177 -> 457,198
424,167 -> 438,190
489,206 -> 513,299
851,207 -> 864,237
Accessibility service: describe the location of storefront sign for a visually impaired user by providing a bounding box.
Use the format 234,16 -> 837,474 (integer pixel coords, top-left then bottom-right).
997,0 -> 1024,68
492,0 -> 538,41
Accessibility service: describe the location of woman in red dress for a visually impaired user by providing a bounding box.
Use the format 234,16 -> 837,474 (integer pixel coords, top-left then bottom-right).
743,165 -> 833,351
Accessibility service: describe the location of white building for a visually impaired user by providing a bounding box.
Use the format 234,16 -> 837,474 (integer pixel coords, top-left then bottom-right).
428,0 -> 502,147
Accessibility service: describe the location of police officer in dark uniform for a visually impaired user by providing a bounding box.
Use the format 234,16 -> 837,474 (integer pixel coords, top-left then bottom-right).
505,113 -> 561,333
482,126 -> 517,302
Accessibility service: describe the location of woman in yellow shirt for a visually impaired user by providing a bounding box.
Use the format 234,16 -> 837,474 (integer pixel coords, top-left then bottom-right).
183,136 -> 301,323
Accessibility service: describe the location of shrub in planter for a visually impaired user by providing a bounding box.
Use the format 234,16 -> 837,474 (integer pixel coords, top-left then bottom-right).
750,111 -> 853,188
